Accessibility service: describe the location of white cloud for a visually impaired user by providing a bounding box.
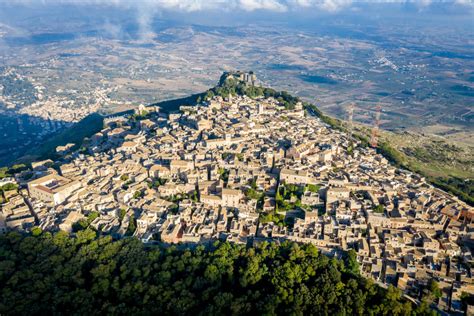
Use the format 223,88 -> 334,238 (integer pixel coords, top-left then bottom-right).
3,0 -> 471,44
317,0 -> 352,12
4,0 -> 473,13
5,0 -> 474,12
455,0 -> 474,6
239,0 -> 288,11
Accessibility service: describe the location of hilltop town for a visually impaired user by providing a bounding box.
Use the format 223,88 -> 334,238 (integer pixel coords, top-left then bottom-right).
1,72 -> 473,314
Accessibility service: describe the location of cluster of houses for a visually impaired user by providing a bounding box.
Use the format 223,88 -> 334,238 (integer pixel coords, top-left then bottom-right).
1,87 -> 473,313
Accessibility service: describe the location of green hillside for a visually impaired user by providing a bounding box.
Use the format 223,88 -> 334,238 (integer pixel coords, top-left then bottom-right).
0,230 -> 436,316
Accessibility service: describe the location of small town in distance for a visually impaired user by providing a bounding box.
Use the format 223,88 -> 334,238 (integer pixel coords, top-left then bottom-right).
0,72 -> 472,314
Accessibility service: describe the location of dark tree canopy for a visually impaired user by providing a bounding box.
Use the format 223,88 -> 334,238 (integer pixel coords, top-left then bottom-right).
0,230 -> 436,315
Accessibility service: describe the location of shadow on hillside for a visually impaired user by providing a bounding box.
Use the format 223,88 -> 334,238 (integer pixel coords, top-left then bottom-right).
0,112 -> 75,166
0,90 -> 210,167
0,113 -> 103,166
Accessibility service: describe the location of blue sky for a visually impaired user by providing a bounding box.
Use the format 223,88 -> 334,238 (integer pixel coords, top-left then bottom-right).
0,0 -> 472,40
2,0 -> 473,13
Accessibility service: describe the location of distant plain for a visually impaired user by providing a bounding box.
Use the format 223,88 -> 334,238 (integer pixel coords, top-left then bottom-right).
0,3 -> 472,165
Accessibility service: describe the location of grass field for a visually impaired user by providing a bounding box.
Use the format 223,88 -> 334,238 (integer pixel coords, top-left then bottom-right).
354,126 -> 474,205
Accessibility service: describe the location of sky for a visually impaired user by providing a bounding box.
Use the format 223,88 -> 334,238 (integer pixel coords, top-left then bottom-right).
0,0 -> 472,42
2,0 -> 473,13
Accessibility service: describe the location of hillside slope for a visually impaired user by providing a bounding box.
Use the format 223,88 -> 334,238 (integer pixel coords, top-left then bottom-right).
9,72 -> 473,205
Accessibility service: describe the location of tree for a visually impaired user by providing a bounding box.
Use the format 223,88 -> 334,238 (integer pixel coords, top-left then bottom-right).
347,144 -> 354,156
87,211 -> 99,222
218,168 -> 229,183
0,183 -> 18,192
250,177 -> 258,190
460,291 -> 474,314
126,215 -> 136,236
0,231 -> 427,315
133,190 -> 144,199
306,184 -> 320,193
119,209 -> 127,221
374,204 -> 384,213
345,249 -> 360,275
414,299 -> 437,316
245,188 -> 262,200
72,219 -> 89,232
190,190 -> 199,202
31,227 -> 42,237
275,186 -> 283,203
427,279 -> 442,299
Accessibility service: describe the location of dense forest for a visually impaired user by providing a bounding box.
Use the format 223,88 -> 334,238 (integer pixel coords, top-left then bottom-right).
0,230 -> 437,315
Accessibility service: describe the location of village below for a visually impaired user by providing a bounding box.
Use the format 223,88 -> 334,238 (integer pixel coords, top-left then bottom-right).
0,72 -> 473,315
